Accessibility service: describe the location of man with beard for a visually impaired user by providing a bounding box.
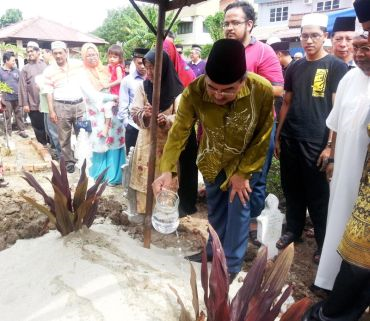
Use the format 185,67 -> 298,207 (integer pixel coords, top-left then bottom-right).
223,1 -> 284,245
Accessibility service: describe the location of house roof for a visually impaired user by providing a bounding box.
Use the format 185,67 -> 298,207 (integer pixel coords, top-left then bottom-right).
0,17 -> 107,47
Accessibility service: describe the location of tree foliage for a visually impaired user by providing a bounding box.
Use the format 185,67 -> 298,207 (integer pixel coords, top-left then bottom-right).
0,9 -> 23,28
93,5 -> 178,62
204,11 -> 224,43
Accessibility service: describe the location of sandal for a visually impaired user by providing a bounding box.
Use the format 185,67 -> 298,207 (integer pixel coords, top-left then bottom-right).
313,250 -> 321,265
305,227 -> 315,238
276,232 -> 301,250
249,229 -> 261,247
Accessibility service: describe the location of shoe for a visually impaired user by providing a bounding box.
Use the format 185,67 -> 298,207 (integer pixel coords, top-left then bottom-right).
228,272 -> 238,284
249,229 -> 261,247
276,232 -> 303,250
66,163 -> 75,173
185,252 -> 212,263
18,131 -> 28,138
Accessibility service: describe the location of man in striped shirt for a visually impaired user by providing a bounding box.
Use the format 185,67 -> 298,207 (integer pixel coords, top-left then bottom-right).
43,41 -> 86,173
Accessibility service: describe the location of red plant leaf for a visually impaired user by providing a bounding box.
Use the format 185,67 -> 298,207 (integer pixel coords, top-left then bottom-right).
207,225 -> 230,321
53,184 -> 74,236
83,181 -> 108,227
51,158 -> 72,212
190,262 -> 200,319
201,243 -> 209,310
22,172 -> 55,213
230,247 -> 267,321
280,298 -> 312,321
261,285 -> 293,321
86,167 -> 108,200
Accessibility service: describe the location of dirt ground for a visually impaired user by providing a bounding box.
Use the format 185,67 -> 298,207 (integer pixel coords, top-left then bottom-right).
1,128 -> 367,319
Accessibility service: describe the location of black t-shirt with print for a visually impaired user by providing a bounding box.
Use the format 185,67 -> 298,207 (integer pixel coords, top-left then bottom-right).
282,54 -> 347,144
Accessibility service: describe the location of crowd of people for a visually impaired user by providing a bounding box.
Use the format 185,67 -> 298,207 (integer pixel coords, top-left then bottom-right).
0,0 -> 369,319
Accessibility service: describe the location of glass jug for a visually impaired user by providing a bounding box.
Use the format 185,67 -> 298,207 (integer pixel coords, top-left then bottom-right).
152,189 -> 179,234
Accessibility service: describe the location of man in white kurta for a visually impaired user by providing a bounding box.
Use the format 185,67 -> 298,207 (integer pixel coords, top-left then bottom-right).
314,47 -> 370,290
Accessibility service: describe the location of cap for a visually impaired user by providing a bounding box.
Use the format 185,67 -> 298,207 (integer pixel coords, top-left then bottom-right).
294,52 -> 303,58
353,0 -> 370,23
51,41 -> 67,50
266,37 -> 281,45
332,16 -> 356,33
301,13 -> 328,28
133,48 -> 149,58
270,41 -> 290,52
27,41 -> 39,49
205,39 -> 246,85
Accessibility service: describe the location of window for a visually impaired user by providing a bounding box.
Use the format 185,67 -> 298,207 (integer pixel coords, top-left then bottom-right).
317,0 -> 339,11
178,22 -> 193,34
270,6 -> 289,22
203,22 -> 209,33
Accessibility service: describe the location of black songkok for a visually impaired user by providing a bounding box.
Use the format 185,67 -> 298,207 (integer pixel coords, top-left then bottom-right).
270,41 -> 290,52
133,48 -> 150,58
205,39 -> 246,85
353,0 -> 370,23
332,16 -> 356,33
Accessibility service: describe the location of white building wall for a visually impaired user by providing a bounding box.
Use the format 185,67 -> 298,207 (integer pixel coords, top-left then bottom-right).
257,0 -> 354,27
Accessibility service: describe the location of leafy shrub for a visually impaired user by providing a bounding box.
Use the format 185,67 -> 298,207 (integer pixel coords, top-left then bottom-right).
171,225 -> 312,321
22,158 -> 108,236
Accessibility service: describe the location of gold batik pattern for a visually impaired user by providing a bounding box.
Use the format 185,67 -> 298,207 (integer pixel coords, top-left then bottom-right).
338,123 -> 370,269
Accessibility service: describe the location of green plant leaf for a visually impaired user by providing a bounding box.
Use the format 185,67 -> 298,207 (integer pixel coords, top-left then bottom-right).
53,184 -> 74,236
21,194 -> 56,225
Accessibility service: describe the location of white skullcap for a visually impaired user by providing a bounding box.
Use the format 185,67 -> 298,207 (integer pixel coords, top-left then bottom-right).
27,41 -> 39,49
51,41 -> 67,50
294,52 -> 303,58
301,13 -> 328,28
266,37 -> 281,45
323,39 -> 332,47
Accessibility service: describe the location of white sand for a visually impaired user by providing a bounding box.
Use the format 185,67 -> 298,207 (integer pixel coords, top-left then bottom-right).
0,223 -> 198,321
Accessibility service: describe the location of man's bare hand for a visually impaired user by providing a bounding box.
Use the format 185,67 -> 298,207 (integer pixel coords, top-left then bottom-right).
23,105 -> 30,113
326,163 -> 334,182
152,172 -> 174,197
274,137 -> 281,159
229,174 -> 252,206
157,113 -> 167,128
317,147 -> 331,171
50,111 -> 58,124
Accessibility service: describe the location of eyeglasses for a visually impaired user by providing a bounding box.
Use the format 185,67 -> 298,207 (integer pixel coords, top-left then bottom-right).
300,33 -> 324,41
353,45 -> 370,53
222,20 -> 247,29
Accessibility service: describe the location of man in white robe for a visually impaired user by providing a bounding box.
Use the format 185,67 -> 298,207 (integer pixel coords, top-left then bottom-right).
314,34 -> 370,290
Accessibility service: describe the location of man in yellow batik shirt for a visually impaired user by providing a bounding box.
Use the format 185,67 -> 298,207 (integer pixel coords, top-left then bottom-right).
153,39 -> 273,283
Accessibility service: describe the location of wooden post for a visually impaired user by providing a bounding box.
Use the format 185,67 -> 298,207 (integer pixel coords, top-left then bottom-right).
143,0 -> 166,248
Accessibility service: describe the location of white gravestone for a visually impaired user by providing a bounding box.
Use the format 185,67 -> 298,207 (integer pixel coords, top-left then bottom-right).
257,194 -> 285,259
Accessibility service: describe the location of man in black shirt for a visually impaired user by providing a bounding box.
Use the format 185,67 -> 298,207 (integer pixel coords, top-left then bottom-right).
274,13 -> 348,264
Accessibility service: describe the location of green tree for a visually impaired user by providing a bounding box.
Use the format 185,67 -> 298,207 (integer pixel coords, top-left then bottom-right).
0,9 -> 23,28
202,11 -> 224,58
94,5 -> 177,62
